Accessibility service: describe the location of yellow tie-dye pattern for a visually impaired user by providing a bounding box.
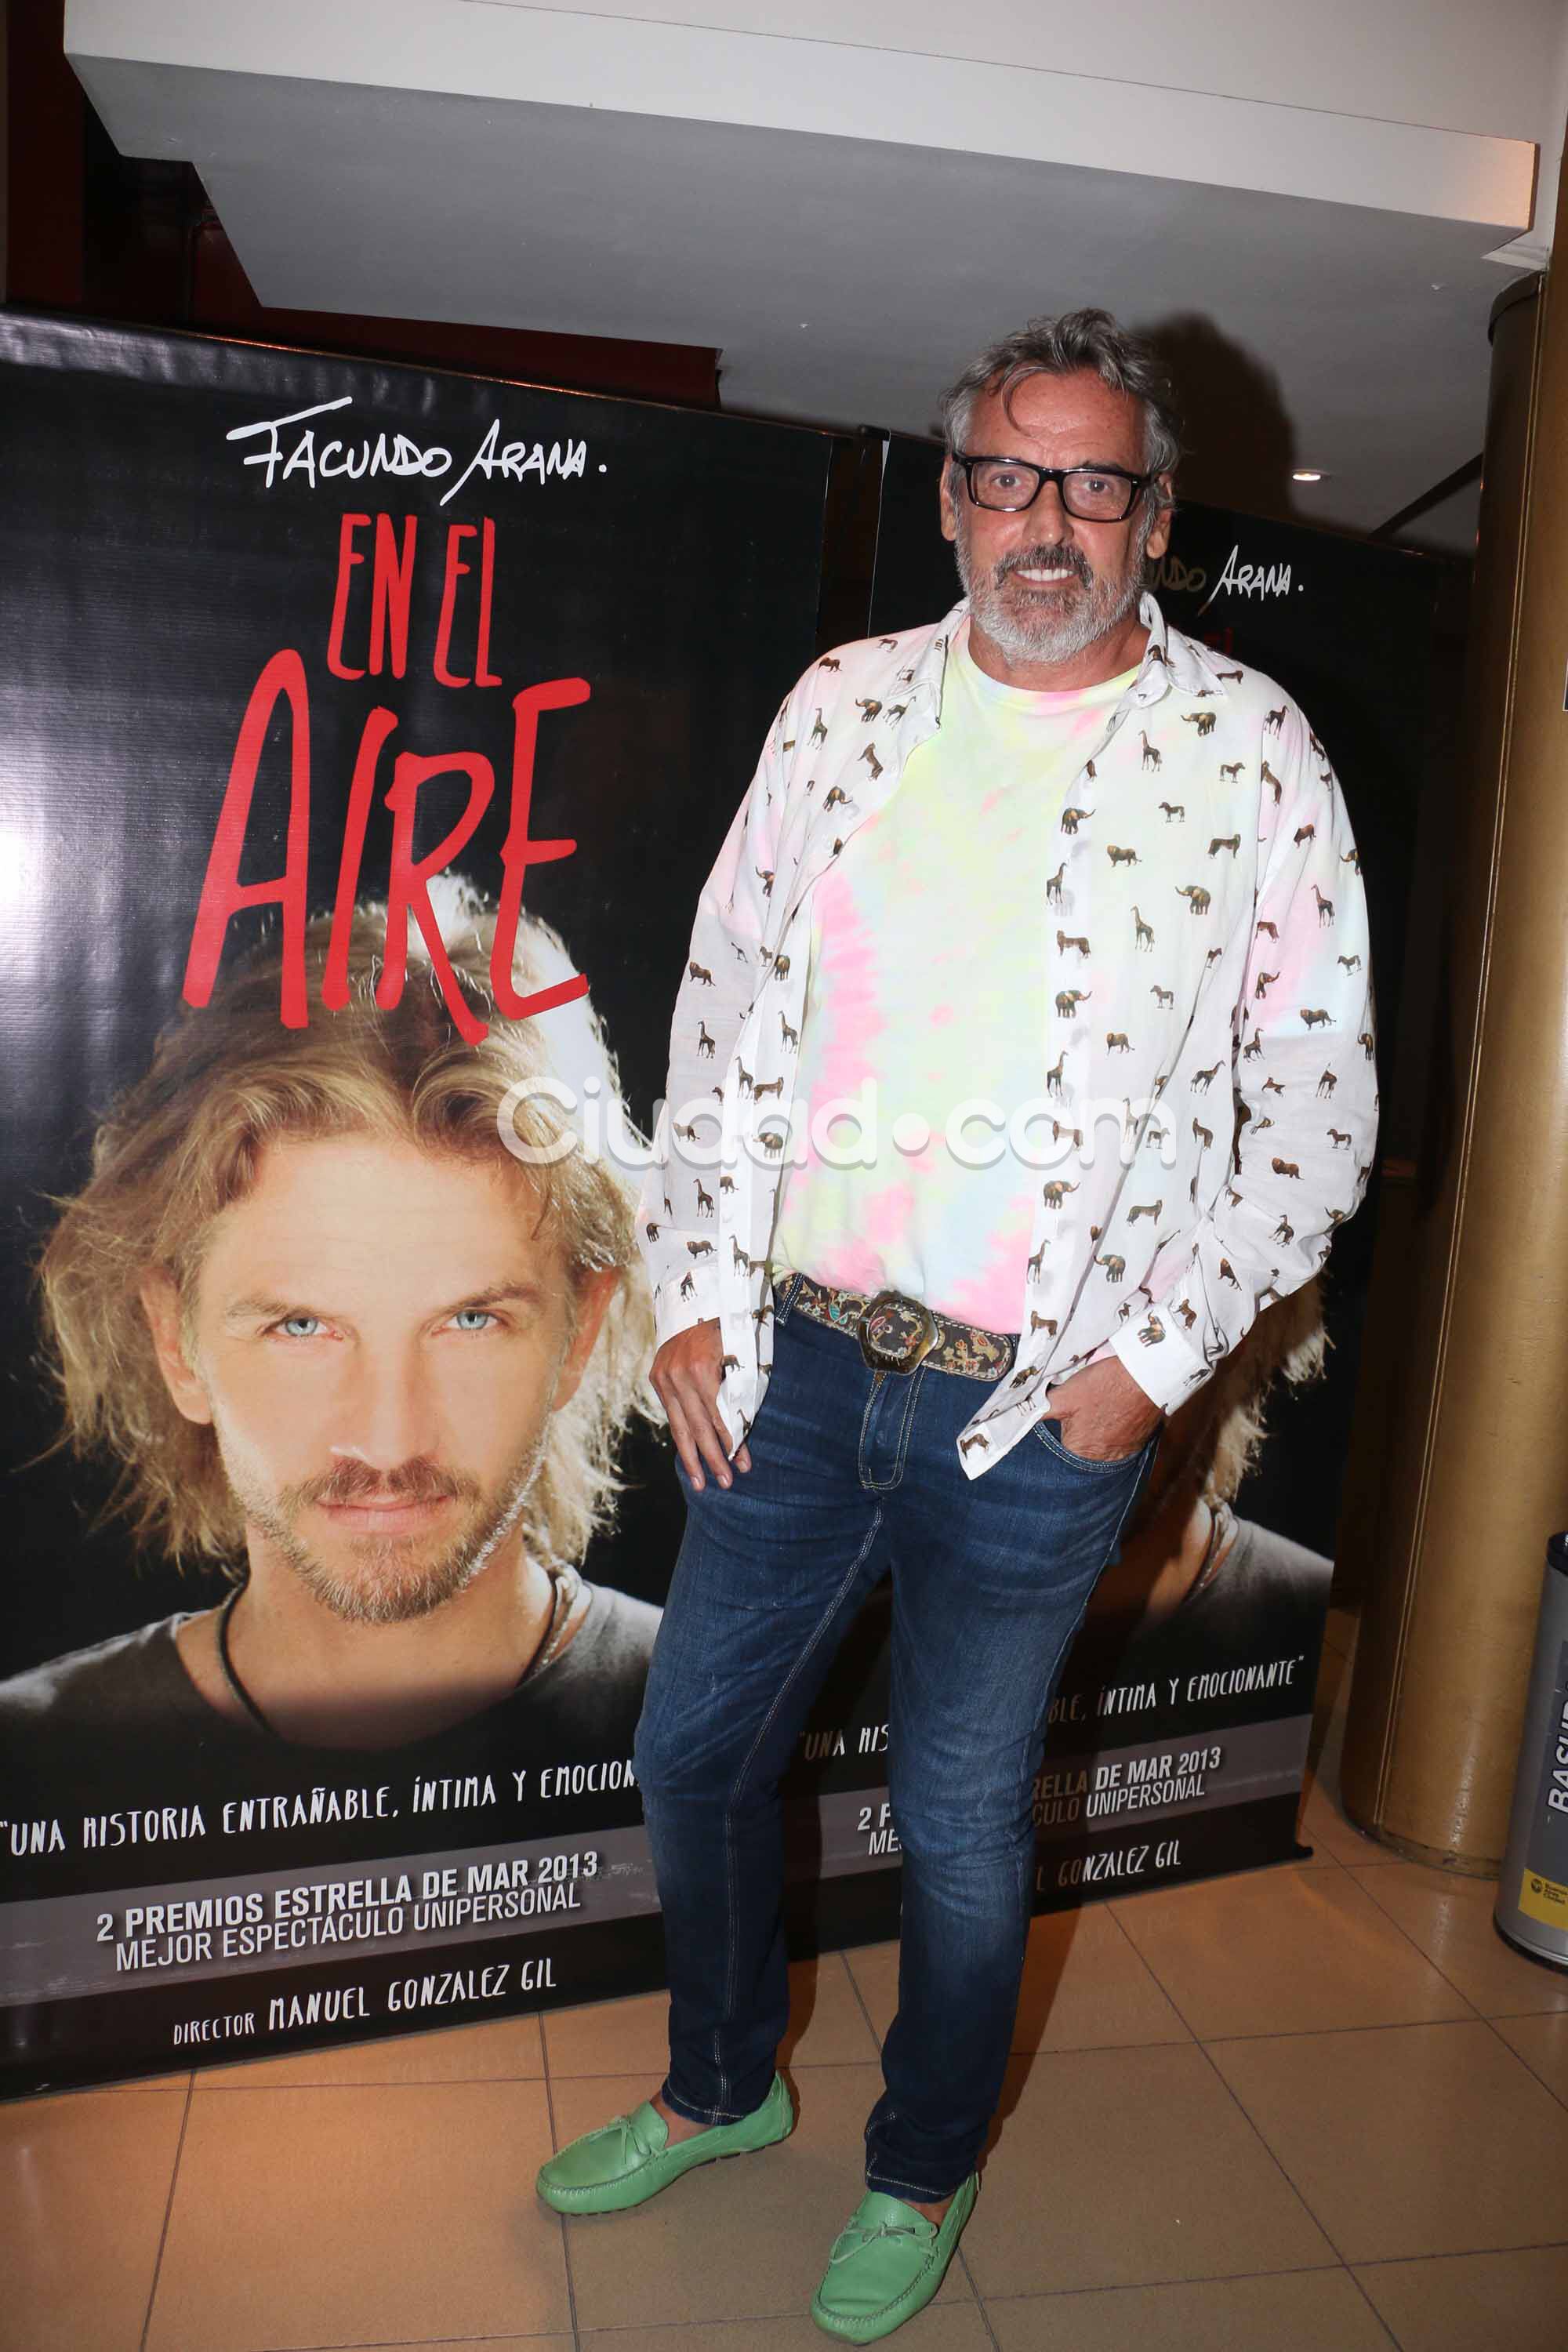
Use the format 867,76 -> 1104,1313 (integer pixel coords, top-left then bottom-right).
771,633 -> 1138,1327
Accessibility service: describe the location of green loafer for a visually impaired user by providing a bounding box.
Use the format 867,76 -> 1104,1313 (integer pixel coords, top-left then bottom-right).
811,2174 -> 978,2341
535,2071 -> 793,2214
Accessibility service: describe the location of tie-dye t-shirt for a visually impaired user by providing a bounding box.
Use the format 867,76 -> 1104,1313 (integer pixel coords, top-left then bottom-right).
770,630 -> 1139,1328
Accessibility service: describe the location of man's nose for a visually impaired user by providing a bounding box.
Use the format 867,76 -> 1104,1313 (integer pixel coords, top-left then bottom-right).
332,1347 -> 439,1472
1025,481 -> 1073,539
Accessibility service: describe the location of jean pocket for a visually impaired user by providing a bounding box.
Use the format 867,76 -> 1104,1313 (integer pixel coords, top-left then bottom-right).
1032,1417 -> 1151,1475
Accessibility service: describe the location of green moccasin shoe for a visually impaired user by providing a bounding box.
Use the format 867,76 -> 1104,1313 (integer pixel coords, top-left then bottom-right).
535,2072 -> 793,2214
811,2174 -> 978,2341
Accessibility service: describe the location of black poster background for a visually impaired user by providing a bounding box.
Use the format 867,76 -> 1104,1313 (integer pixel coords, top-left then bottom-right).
0,314 -> 855,2094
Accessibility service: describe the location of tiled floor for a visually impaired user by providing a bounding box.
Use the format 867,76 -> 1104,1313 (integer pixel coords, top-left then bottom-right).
7,1610 -> 1568,2351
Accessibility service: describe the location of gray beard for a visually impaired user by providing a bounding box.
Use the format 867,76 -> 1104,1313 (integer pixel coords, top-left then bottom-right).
954,532 -> 1145,669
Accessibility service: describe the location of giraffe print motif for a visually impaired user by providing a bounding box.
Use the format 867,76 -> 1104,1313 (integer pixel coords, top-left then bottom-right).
637,593 -> 1376,1476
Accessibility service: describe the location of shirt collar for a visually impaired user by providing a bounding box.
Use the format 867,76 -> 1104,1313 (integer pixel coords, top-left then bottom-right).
1131,594 -> 1226,706
916,593 -> 1222,719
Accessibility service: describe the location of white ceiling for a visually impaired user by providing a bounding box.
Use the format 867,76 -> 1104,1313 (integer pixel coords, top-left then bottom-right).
66,2 -> 1568,554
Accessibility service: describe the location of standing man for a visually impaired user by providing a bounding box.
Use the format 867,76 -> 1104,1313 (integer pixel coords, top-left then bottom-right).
539,310 -> 1376,2338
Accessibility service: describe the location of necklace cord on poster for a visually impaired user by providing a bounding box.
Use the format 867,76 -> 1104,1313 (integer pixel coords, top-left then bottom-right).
214,1566 -> 580,1741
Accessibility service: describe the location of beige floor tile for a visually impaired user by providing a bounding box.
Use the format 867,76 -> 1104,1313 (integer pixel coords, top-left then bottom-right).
1348,1862 -> 1568,2020
965,2042 -> 1332,2296
586,2309 -> 994,2352
198,2009 -> 546,2085
1493,2009 -> 1568,2104
0,2085 -> 186,2352
1210,2020 -> 1568,2263
986,2265 -> 1389,2350
546,1956 -> 877,2078
1109,1860 -> 1472,2038
847,1907 -> 1189,2054
1353,2244 -> 1568,2351
146,2079 -> 565,2350
1295,1770 -> 1386,1868
555,2063 -> 973,2330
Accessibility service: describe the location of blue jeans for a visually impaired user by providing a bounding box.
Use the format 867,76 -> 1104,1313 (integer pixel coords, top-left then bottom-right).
633,1283 -> 1155,2202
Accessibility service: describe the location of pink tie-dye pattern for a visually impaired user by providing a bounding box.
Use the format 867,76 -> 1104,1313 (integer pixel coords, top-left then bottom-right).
772,637 -> 1136,1325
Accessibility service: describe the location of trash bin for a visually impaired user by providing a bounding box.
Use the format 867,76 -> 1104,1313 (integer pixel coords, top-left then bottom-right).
1494,1533 -> 1568,1973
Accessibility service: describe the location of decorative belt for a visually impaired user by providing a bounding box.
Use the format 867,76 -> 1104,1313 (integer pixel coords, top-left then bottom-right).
782,1273 -> 1017,1381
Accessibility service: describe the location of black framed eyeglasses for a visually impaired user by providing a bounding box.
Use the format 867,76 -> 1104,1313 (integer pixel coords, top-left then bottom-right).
953,454 -> 1154,521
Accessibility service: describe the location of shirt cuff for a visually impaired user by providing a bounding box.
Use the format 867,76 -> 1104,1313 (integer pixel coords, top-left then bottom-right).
1109,1310 -> 1210,1417
652,1261 -> 722,1349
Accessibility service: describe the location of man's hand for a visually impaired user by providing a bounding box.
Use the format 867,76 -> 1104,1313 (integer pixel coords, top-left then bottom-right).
651,1319 -> 753,1492
1044,1353 -> 1163,1463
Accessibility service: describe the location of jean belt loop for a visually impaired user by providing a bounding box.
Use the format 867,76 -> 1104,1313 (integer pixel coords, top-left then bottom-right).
772,1271 -> 800,1326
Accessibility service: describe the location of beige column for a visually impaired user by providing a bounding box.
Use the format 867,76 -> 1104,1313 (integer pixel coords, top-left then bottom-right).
1339,147 -> 1568,1871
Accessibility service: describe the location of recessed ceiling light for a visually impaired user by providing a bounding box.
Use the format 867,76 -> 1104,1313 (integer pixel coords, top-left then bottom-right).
1291,470 -> 1325,482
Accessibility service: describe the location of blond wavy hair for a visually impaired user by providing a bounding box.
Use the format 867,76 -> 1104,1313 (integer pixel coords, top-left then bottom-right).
38,891 -> 655,1571
1177,1277 -> 1330,1510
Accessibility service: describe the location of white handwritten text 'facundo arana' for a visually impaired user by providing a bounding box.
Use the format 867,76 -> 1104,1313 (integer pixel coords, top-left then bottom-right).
227,397 -> 595,508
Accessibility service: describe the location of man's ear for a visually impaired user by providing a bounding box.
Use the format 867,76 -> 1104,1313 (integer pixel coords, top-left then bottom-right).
938,457 -> 960,546
1142,479 -> 1175,565
552,1268 -> 622,1414
139,1271 -> 214,1426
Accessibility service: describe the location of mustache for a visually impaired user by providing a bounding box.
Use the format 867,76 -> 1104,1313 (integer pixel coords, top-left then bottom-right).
289,1457 -> 479,1510
993,543 -> 1092,590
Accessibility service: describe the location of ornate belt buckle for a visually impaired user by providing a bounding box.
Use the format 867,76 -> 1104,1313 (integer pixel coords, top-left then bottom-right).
857,1290 -> 940,1374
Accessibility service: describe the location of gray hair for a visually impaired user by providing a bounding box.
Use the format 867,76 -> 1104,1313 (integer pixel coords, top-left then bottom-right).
937,310 -> 1181,499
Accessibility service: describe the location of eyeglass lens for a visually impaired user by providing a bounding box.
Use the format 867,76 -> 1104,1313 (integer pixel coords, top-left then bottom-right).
968,461 -> 1137,520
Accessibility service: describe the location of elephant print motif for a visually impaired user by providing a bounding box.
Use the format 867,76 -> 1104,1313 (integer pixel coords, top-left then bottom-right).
644,613 -> 1372,1489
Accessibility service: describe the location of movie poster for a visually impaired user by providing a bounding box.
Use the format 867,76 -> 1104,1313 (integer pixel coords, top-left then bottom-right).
822,433 -> 1451,1911
0,313 -> 844,2094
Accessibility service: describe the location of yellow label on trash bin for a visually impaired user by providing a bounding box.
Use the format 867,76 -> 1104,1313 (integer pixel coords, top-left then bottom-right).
1518,1868 -> 1568,1930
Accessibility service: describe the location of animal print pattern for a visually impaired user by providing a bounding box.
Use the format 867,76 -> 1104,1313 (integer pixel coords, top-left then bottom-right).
638,595 -> 1377,1478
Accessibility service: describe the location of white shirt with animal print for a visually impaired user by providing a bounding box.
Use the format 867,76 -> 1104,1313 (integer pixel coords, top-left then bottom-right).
638,594 -> 1377,1477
